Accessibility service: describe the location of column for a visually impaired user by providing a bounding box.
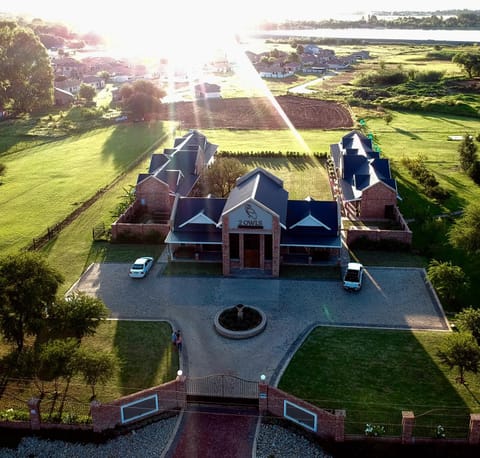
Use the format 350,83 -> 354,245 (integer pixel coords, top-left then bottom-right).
469,413 -> 480,444
401,411 -> 415,444
28,398 -> 41,431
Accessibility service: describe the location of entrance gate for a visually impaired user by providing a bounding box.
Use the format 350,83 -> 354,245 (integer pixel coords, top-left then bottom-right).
186,374 -> 259,405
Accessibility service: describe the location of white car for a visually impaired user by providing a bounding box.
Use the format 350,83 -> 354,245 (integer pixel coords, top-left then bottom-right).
343,262 -> 364,291
129,257 -> 154,278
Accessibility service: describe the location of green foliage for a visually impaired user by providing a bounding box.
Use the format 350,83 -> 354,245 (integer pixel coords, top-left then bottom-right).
120,80 -> 166,119
0,21 -> 54,114
203,157 -> 248,197
458,133 -> 478,173
455,307 -> 480,345
449,202 -> 480,254
427,259 -> 469,307
0,252 -> 63,351
47,292 -> 109,342
355,69 -> 408,86
78,83 -> 96,102
437,332 -> 480,384
453,51 -> 480,78
77,349 -> 117,399
0,408 -> 30,422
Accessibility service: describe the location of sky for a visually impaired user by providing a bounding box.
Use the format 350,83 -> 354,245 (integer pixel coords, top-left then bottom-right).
1,1 -> 479,60
2,1 -> 480,33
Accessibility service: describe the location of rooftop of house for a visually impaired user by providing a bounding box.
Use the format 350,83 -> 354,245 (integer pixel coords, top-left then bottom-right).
138,130 -> 218,196
331,130 -> 398,201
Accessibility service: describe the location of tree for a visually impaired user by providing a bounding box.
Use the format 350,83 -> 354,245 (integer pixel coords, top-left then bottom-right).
78,83 -> 96,102
426,259 -> 469,306
203,158 -> 248,197
455,307 -> 480,345
78,349 -> 117,400
0,252 -> 63,352
458,133 -> 478,173
452,51 -> 480,78
47,292 -> 109,343
449,201 -> 480,254
437,332 -> 480,384
0,21 -> 54,114
121,80 -> 166,120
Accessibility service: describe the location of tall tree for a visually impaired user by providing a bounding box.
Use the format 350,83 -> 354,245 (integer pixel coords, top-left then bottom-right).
78,349 -> 117,400
458,133 -> 478,173
78,83 -> 96,102
453,51 -> 480,78
47,292 -> 109,343
449,201 -> 480,254
437,332 -> 480,384
203,157 -> 248,197
0,252 -> 63,352
0,21 -> 54,114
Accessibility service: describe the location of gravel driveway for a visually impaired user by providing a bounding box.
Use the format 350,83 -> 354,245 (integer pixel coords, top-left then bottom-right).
71,262 -> 449,383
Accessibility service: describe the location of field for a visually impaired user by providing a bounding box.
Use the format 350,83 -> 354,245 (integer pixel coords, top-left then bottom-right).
280,327 -> 480,438
157,95 -> 353,130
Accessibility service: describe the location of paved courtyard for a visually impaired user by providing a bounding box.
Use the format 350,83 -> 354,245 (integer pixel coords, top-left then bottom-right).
72,262 -> 449,384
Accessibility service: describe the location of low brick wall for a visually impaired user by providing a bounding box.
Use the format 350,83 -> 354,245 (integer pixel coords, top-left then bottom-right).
110,222 -> 169,241
259,384 -> 345,441
90,379 -> 185,433
346,227 -> 412,246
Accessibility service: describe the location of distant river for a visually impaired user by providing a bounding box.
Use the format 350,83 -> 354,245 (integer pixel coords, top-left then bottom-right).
259,28 -> 480,43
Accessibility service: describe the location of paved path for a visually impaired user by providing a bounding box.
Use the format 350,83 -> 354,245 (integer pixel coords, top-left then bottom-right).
72,262 -> 449,384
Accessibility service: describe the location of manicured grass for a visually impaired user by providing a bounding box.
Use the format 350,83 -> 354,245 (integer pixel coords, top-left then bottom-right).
279,327 -> 480,438
0,122 -> 170,254
0,320 -> 178,416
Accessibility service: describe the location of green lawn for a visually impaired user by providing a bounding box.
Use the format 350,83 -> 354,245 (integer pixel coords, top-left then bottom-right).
0,320 -> 179,418
0,122 -> 171,254
279,326 -> 480,438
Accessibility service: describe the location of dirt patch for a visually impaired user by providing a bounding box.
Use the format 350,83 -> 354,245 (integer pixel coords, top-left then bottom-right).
155,95 -> 353,130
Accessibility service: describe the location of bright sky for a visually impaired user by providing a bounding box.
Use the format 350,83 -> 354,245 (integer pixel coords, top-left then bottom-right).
2,1 -> 479,60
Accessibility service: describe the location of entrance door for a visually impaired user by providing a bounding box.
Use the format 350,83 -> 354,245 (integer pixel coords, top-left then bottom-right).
244,234 -> 260,268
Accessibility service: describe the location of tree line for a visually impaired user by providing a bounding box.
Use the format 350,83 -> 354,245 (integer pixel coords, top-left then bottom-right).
0,252 -> 116,421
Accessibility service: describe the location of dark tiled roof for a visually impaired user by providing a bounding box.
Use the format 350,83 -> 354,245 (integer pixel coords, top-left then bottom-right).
332,130 -> 398,201
139,129 -> 218,197
223,168 -> 288,225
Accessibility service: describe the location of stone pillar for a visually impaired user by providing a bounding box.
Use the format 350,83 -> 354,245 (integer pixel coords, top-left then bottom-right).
90,400 -> 104,433
258,382 -> 268,415
176,374 -> 187,409
334,410 -> 346,442
469,413 -> 480,444
28,398 -> 41,431
401,411 -> 415,444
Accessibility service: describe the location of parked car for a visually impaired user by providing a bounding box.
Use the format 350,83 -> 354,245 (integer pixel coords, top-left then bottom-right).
129,256 -> 154,278
343,262 -> 364,291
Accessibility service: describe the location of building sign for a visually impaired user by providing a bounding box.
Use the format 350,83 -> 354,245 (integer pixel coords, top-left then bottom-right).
229,202 -> 272,230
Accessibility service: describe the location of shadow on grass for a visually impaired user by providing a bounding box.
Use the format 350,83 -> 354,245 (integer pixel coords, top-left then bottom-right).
113,321 -> 178,396
100,121 -> 168,170
278,327 -> 473,439
394,127 -> 421,140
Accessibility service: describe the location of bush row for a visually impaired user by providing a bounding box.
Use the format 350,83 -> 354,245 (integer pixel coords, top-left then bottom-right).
401,156 -> 450,201
217,150 -> 329,159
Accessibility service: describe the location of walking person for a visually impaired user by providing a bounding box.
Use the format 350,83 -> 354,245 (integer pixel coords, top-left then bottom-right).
175,330 -> 183,352
171,330 -> 177,347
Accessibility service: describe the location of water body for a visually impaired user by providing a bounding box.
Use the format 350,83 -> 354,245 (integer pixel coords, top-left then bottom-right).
258,27 -> 480,43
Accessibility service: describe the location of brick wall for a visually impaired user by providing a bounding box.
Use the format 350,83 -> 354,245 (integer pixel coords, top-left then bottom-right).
260,385 -> 345,440
136,177 -> 172,213
90,379 -> 185,433
360,183 -> 397,219
346,227 -> 412,246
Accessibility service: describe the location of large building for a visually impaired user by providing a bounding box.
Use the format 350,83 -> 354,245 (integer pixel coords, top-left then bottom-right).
166,168 -> 341,277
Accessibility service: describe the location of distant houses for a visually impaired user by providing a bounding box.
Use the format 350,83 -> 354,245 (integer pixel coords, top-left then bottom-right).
247,45 -> 369,78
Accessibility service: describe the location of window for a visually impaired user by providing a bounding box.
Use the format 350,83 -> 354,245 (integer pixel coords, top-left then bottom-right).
229,233 -> 239,259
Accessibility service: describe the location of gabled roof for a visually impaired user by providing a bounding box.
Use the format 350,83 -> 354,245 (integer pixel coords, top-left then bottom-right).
222,168 -> 288,226
138,130 -> 218,197
166,197 -> 225,244
331,130 -> 398,201
281,200 -> 340,248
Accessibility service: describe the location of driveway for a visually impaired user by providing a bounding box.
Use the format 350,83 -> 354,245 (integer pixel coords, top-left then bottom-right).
71,263 -> 449,384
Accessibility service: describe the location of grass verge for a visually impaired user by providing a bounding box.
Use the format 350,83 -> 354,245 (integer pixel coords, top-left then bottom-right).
279,326 -> 480,438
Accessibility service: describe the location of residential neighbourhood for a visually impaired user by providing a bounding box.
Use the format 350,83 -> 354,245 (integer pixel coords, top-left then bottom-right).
2,6 -> 480,457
